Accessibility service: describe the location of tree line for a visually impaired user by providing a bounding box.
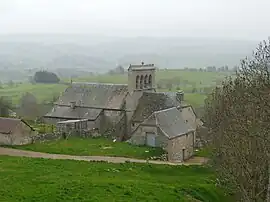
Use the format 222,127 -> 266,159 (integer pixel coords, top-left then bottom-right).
204,39 -> 270,201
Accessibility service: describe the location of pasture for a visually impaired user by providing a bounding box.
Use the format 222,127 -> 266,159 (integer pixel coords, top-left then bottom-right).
0,83 -> 67,104
0,156 -> 229,202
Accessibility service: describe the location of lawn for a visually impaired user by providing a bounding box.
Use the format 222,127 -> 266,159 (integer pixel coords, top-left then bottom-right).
0,83 -> 67,104
195,147 -> 213,158
0,156 -> 229,202
11,137 -> 165,159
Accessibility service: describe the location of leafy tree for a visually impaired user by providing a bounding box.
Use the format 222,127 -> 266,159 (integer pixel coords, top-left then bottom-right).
0,96 -> 12,117
34,71 -> 60,83
204,39 -> 270,201
18,92 -> 39,119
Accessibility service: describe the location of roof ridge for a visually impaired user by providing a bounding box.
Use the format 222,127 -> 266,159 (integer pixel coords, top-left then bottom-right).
73,82 -> 127,86
154,107 -> 177,114
0,117 -> 21,121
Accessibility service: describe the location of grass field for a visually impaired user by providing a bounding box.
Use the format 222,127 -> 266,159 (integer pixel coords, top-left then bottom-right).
0,83 -> 67,104
0,156 -> 229,202
72,69 -> 231,86
10,137 -> 165,159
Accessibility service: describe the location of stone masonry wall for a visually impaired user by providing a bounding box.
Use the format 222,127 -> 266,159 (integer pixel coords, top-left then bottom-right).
127,125 -> 158,145
166,131 -> 195,162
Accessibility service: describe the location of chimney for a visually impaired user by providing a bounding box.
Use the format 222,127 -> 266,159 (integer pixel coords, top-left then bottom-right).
176,91 -> 184,103
70,101 -> 76,109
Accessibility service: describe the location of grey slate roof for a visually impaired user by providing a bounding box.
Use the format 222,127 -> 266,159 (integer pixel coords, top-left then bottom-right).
132,92 -> 180,122
58,82 -> 128,109
45,82 -> 128,120
0,117 -> 34,134
162,92 -> 182,106
128,63 -> 155,71
45,106 -> 102,120
145,107 -> 195,139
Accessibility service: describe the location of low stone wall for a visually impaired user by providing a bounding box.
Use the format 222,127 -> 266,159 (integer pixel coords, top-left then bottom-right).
19,129 -> 119,146
31,133 -> 62,143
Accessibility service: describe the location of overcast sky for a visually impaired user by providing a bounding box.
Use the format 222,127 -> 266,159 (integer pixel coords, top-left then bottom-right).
0,0 -> 269,40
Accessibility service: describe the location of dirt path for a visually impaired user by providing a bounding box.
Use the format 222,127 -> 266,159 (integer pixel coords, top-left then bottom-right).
0,147 -> 208,166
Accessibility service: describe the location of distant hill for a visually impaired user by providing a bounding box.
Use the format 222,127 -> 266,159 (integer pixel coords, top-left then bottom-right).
0,34 -> 260,82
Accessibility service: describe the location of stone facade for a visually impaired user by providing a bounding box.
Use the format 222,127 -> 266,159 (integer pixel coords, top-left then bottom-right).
128,125 -> 168,148
127,107 -> 197,162
166,131 -> 195,162
128,63 -> 156,93
128,123 -> 196,162
0,119 -> 37,145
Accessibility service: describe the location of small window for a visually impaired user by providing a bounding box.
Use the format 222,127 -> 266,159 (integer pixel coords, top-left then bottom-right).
185,120 -> 188,123
132,123 -> 135,127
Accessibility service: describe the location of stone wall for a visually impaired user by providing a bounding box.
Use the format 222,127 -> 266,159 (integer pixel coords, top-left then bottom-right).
22,130 -> 103,145
166,131 -> 195,162
31,133 -> 62,143
0,121 -> 38,145
127,125 -> 158,146
0,133 -> 12,145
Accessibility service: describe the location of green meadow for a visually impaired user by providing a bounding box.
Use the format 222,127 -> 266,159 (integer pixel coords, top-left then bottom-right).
0,156 -> 230,202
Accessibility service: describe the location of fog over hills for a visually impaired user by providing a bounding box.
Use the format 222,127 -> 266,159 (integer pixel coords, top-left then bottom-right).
0,0 -> 268,81
0,35 -> 259,75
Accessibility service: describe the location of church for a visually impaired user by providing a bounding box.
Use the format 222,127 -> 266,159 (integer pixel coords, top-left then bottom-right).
44,63 -> 201,161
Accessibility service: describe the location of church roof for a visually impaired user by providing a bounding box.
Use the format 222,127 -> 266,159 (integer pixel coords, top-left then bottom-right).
57,82 -> 128,109
144,107 -> 196,139
44,82 -> 128,120
45,106 -> 102,120
131,92 -> 180,122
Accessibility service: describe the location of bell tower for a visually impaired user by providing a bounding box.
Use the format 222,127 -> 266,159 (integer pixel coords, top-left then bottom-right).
128,62 -> 156,93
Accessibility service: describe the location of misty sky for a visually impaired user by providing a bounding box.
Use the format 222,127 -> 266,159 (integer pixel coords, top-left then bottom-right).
1,0 -> 269,40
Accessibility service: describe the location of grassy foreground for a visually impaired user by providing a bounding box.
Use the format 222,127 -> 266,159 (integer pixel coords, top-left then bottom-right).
11,137 -> 164,159
0,156 -> 228,202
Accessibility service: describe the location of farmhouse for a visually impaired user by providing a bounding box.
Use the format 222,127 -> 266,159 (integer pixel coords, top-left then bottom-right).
128,106 -> 197,162
44,62 -> 202,161
0,117 -> 36,145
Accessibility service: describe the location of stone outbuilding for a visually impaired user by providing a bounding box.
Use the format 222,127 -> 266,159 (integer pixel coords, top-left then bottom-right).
56,119 -> 88,134
0,117 -> 37,145
127,107 -> 197,162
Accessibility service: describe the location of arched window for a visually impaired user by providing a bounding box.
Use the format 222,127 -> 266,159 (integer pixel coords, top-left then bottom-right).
136,75 -> 139,89
144,75 -> 148,88
148,74 -> 152,87
140,75 -> 144,89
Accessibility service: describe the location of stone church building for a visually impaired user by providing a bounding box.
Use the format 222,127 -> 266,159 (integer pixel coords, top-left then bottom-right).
44,63 -> 201,161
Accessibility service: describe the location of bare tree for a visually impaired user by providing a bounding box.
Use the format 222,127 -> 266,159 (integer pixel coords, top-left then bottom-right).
204,39 -> 270,201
